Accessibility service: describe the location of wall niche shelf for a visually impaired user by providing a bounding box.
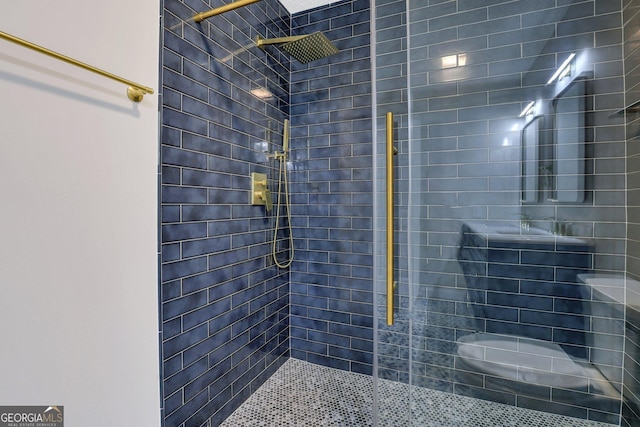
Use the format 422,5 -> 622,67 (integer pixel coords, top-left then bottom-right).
610,99 -> 640,118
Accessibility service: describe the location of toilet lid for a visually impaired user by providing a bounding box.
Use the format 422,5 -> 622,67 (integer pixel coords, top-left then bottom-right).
456,333 -> 600,389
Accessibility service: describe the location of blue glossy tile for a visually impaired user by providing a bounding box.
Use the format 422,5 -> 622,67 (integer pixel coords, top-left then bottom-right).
162,280 -> 181,302
161,126 -> 181,147
459,16 -> 520,38
162,108 -> 208,136
488,0 -> 555,19
163,32 -> 208,72
490,263 -> 555,280
329,323 -> 373,340
429,8 -> 488,32
521,310 -> 588,330
182,133 -> 232,157
517,395 -> 587,420
558,12 -> 621,37
182,205 -> 231,222
351,314 -> 374,328
161,242 -> 181,262
486,320 -> 552,341
487,292 -> 554,311
521,250 -> 591,268
183,328 -> 233,368
329,345 -> 373,364
164,359 -> 210,407
163,289 -> 208,322
163,318 -> 182,342
162,166 -> 181,185
161,206 -> 181,224
162,323 -> 209,362
306,353 -> 350,371
291,337 -> 328,354
291,315 -> 328,332
328,251 -> 373,267
483,305 -> 519,322
162,223 -> 208,243
162,87 -> 181,109
162,145 -> 208,170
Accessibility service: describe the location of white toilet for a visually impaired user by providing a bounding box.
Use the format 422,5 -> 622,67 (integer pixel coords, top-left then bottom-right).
454,274 -> 630,402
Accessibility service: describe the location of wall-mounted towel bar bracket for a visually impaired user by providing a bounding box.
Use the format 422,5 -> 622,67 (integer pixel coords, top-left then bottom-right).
0,30 -> 154,102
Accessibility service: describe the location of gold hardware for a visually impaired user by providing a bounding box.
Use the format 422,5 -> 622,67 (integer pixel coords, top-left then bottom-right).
127,86 -> 145,102
266,119 -> 289,159
251,172 -> 272,211
194,0 -> 262,22
283,118 -> 290,153
0,30 -> 154,103
255,35 -> 306,49
386,112 -> 395,326
256,32 -> 339,64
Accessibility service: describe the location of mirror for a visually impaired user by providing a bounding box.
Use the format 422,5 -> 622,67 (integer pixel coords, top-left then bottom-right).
551,76 -> 588,203
521,115 -> 544,203
520,74 -> 590,205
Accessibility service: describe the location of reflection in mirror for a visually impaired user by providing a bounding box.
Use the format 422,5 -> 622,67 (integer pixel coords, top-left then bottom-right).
521,115 -> 543,203
551,76 -> 588,203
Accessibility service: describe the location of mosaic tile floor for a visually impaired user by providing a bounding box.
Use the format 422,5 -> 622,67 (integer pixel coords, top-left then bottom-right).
220,358 -> 618,427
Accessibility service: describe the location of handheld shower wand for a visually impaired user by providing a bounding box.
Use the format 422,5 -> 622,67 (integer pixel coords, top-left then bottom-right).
282,118 -> 289,153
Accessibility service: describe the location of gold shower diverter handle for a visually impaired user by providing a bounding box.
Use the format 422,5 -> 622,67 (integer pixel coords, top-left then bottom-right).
251,173 -> 272,211
386,112 -> 397,326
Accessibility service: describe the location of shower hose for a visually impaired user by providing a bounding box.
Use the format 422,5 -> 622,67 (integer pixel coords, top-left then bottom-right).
272,150 -> 294,269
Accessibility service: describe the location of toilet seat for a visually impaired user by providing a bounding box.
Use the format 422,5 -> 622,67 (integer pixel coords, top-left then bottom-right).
456,333 -> 602,390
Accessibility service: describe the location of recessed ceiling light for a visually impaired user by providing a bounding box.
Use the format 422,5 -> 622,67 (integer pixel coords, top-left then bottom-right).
251,87 -> 274,99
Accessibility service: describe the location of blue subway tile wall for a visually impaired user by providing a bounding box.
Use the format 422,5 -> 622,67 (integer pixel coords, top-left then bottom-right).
289,0 -> 374,376
624,1 -> 640,425
160,0 -> 291,425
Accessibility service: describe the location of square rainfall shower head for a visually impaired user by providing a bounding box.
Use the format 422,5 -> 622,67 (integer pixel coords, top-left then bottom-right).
281,32 -> 339,63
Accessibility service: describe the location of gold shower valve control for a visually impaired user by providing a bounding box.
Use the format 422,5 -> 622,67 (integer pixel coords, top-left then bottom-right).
251,173 -> 272,211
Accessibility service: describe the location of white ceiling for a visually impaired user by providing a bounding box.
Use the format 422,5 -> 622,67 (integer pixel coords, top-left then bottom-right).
279,0 -> 338,14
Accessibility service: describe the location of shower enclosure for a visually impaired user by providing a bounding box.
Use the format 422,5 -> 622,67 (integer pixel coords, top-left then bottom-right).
373,0 -> 626,425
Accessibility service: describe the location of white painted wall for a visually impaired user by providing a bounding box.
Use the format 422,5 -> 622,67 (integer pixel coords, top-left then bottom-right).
280,0 -> 338,14
0,1 -> 160,426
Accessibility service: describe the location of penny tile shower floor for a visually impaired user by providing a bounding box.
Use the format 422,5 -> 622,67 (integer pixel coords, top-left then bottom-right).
220,359 -> 616,427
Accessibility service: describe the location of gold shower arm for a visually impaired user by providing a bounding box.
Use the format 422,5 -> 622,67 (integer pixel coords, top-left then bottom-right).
255,35 -> 305,48
194,0 -> 262,22
0,30 -> 154,103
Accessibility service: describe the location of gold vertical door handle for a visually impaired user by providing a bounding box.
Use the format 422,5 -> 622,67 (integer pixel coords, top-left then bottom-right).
386,112 -> 395,326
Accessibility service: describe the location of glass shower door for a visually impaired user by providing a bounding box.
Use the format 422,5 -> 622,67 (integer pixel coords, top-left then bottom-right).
372,0 -> 412,424
374,0 -> 627,426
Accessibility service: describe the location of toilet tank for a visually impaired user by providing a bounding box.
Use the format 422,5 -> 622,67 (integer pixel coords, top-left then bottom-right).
578,274 -> 630,391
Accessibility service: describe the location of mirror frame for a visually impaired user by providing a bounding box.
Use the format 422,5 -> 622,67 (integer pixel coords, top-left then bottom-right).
521,115 -> 544,204
550,75 -> 589,203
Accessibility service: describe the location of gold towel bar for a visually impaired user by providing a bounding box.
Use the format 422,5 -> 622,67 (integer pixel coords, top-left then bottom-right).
0,30 -> 154,102
386,112 -> 396,326
194,0 -> 262,23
